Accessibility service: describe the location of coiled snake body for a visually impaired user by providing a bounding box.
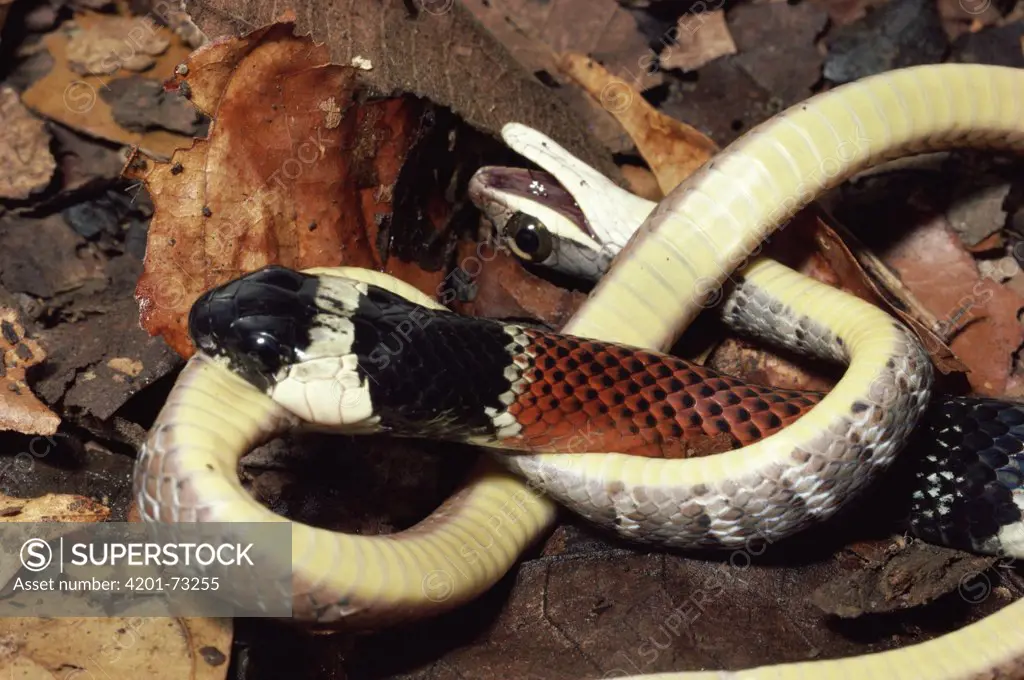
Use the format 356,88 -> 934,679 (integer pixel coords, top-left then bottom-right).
134,64 -> 1024,678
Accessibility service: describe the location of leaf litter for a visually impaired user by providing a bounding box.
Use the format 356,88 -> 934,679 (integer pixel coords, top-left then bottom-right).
0,0 -> 1023,677
21,11 -> 199,160
0,87 -> 56,202
175,8 -> 1023,677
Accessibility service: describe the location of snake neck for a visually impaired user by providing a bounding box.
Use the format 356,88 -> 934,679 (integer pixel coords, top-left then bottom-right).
343,298 -> 825,457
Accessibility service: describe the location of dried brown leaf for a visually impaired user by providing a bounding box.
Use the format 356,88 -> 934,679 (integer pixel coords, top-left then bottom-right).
464,0 -> 662,91
557,53 -> 719,193
0,491 -> 109,522
0,616 -> 231,680
0,493 -> 227,680
618,163 -> 662,201
21,13 -> 197,160
0,87 -> 56,201
708,333 -> 840,394
0,308 -> 60,436
808,212 -> 967,374
728,1 -> 828,107
132,23 -> 450,357
0,492 -> 109,590
659,10 -> 737,72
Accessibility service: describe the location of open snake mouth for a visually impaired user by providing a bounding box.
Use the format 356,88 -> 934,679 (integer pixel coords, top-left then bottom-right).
469,166 -> 598,241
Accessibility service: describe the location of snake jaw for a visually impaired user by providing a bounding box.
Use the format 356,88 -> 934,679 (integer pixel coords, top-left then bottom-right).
468,165 -> 623,281
188,265 -> 320,391
470,125 -> 657,282
187,266 -> 382,429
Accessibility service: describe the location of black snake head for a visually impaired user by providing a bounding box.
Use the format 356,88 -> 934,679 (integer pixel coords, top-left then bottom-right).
188,265 -> 320,390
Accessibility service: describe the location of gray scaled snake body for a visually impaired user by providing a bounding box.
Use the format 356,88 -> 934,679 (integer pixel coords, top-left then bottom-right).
134,64 -> 1024,678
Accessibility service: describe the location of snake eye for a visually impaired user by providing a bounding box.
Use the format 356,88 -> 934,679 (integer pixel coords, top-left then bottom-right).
505,212 -> 553,262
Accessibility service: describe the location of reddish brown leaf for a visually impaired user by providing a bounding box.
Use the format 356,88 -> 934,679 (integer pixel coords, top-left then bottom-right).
452,245 -> 586,329
883,214 -> 1024,395
807,212 -> 967,375
131,23 -> 449,357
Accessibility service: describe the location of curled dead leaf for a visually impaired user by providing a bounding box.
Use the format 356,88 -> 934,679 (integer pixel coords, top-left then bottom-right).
809,212 -> 966,374
131,23 -> 454,357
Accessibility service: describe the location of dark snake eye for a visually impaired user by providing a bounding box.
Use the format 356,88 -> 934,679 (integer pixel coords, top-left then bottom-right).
505,212 -> 553,262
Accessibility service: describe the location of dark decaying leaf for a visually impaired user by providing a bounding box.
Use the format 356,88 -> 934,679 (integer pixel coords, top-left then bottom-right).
823,0 -> 949,83
727,1 -> 828,107
99,75 -> 209,136
457,0 -> 635,154
810,539 -> 999,618
657,10 -> 737,73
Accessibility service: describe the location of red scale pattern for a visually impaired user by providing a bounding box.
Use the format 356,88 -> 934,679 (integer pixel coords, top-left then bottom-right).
504,329 -> 823,458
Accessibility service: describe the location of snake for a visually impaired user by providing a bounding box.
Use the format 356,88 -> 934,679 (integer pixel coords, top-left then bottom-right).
132,63 -> 1024,678
467,99 -> 1024,562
